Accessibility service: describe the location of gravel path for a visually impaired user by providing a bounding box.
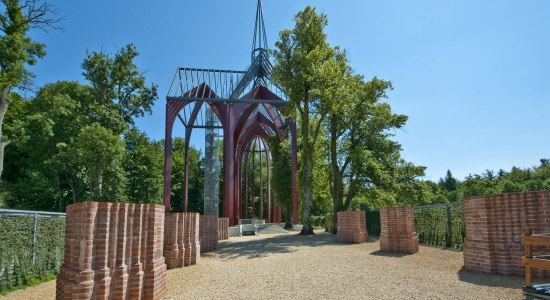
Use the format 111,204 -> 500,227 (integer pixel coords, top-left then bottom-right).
2,230 -> 524,299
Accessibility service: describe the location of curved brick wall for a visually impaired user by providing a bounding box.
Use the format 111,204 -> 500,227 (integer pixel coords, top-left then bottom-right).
164,212 -> 200,269
56,202 -> 167,300
463,191 -> 550,277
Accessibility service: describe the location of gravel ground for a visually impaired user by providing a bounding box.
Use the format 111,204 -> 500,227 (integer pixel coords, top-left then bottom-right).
2,229 -> 524,300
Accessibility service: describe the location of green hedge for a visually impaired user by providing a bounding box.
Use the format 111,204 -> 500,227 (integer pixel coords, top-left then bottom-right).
0,215 -> 65,293
365,211 -> 381,236
414,204 -> 464,249
307,213 -> 335,232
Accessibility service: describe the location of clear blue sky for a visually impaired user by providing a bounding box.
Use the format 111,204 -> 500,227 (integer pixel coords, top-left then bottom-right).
27,0 -> 550,181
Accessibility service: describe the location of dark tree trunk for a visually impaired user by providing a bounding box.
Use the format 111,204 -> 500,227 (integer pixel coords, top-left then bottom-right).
0,87 -> 10,180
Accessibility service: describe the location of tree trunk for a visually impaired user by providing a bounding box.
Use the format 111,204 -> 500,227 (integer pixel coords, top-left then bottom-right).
329,115 -> 345,234
299,109 -> 314,235
0,87 -> 10,180
300,155 -> 314,235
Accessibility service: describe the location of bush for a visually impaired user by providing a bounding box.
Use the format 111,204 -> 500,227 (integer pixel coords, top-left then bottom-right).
0,215 -> 65,293
307,213 -> 335,233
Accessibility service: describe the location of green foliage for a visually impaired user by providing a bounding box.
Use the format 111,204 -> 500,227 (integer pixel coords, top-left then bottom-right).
0,0 -> 59,179
414,204 -> 464,249
4,42 -> 164,209
82,44 -> 158,133
427,161 -> 550,203
0,215 -> 65,293
307,213 -> 334,233
0,0 -> 48,90
123,127 -> 163,204
267,135 -> 294,222
71,123 -> 126,202
272,6 -> 348,234
170,138 -> 204,213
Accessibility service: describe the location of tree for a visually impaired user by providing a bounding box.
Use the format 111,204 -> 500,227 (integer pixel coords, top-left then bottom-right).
267,135 -> 293,227
0,0 -> 60,179
321,70 -> 425,231
82,44 -> 158,134
70,123 -> 126,202
123,127 -> 163,204
272,6 -> 337,235
438,170 -> 458,192
3,81 -> 94,210
170,138 -> 204,213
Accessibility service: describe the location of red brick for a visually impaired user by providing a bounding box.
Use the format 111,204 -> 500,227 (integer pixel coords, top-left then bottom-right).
463,191 -> 550,279
379,206 -> 419,254
337,211 -> 368,244
56,201 -> 167,300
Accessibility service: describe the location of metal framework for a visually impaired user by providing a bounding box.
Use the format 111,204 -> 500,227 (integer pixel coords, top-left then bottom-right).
163,0 -> 299,226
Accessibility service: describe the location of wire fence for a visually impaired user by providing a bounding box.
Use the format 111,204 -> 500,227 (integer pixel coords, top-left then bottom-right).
0,209 -> 66,292
413,202 -> 464,250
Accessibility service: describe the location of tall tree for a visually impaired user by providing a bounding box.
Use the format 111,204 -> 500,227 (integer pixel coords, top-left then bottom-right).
267,135 -> 293,227
70,123 -> 126,202
0,0 -> 60,179
82,43 -> 158,134
272,6 -> 337,235
123,127 -> 163,204
325,74 -> 425,231
170,138 -> 204,213
439,170 -> 458,192
4,81 -> 94,210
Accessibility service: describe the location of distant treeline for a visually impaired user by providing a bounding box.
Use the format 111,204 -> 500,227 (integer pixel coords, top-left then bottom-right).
423,160 -> 550,205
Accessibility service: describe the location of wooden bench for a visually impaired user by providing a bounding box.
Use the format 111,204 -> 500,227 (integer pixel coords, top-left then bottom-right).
522,227 -> 550,299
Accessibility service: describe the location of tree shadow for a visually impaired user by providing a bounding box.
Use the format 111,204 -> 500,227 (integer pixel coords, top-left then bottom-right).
208,232 -> 342,261
369,250 -> 410,258
457,267 -> 524,289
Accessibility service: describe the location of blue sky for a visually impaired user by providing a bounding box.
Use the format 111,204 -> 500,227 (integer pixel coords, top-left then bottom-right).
27,0 -> 550,181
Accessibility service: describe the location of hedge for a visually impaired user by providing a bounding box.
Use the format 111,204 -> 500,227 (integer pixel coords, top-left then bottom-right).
414,203 -> 464,249
0,215 -> 65,293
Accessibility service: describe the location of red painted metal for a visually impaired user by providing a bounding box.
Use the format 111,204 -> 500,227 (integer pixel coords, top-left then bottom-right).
164,85 -> 299,226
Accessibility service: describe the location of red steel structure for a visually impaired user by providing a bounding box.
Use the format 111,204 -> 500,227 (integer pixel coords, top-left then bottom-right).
163,0 -> 298,226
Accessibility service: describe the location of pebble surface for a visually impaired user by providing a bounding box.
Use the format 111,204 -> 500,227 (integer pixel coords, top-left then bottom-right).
2,229 -> 524,300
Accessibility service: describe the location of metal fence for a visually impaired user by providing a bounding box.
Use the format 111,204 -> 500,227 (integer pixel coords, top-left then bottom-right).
0,209 -> 66,291
413,202 -> 464,250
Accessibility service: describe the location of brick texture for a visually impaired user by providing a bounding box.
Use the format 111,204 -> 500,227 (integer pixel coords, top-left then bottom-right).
463,191 -> 550,278
218,217 -> 229,240
337,211 -> 368,244
379,206 -> 419,254
199,215 -> 219,253
163,212 -> 200,269
56,202 -> 167,300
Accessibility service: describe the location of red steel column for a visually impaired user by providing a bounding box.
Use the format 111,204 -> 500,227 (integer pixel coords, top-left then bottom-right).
259,138 -> 264,220
251,140 -> 255,218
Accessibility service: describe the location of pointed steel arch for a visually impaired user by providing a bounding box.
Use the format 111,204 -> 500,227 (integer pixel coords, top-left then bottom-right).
163,0 -> 299,226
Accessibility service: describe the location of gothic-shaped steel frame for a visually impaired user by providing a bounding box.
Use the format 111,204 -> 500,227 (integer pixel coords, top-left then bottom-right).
163,0 -> 298,226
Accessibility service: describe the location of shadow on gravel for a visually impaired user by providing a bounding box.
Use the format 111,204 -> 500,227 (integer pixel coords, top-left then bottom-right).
369,250 -> 410,258
213,232 -> 340,261
457,267 -> 523,289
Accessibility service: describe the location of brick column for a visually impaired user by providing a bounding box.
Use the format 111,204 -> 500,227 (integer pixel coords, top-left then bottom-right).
379,206 -> 419,254
56,202 -> 167,300
200,215 -> 219,252
337,211 -> 368,244
164,213 -> 183,269
218,217 -> 229,240
463,191 -> 550,277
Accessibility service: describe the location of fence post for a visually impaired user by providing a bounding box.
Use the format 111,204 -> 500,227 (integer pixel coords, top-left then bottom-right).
32,212 -> 38,265
446,204 -> 453,248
